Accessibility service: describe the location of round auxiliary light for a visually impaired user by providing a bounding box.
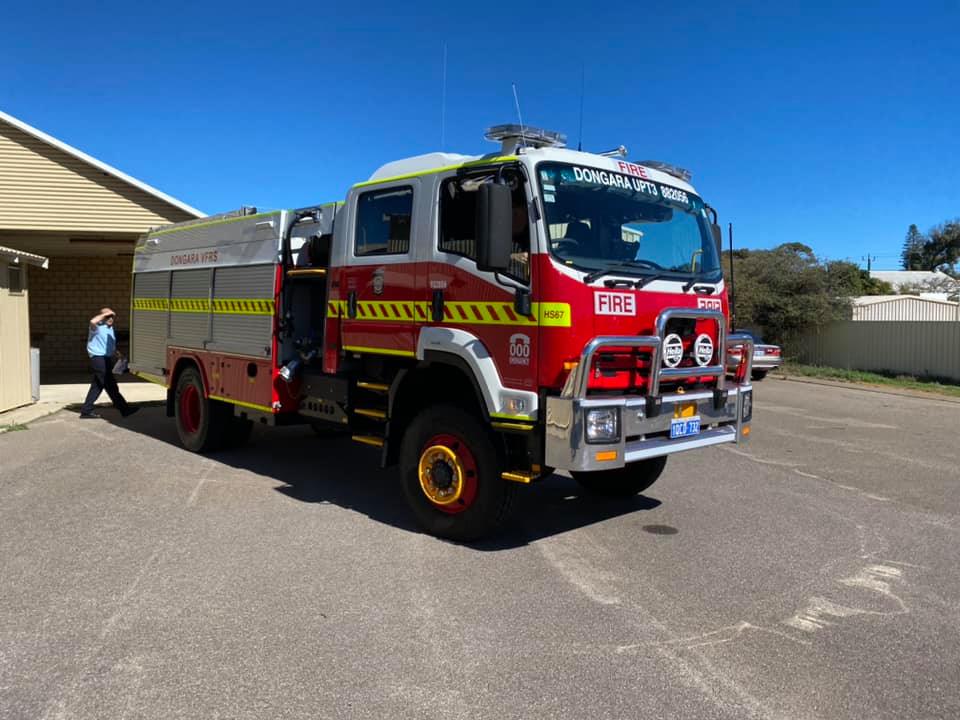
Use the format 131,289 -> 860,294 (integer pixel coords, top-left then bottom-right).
694,334 -> 714,367
662,333 -> 684,368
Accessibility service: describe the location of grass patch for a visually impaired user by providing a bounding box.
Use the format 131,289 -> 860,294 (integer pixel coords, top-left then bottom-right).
780,363 -> 960,398
0,423 -> 29,432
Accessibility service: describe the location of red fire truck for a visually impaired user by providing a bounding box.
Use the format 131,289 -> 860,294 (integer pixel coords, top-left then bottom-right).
129,125 -> 754,540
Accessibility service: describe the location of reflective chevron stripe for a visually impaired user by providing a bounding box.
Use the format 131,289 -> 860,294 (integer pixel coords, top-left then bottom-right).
133,297 -> 275,315
326,300 -> 571,327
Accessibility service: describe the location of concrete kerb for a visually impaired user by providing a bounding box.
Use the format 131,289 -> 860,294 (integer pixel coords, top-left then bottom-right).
772,372 -> 960,405
0,381 -> 168,432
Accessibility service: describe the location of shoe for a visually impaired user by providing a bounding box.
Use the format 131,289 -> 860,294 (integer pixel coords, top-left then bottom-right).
120,407 -> 140,418
79,412 -> 102,419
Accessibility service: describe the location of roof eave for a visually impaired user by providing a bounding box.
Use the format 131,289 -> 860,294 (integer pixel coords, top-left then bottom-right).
0,110 -> 205,219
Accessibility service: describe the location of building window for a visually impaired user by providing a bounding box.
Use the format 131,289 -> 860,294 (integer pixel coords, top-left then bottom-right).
355,186 -> 413,256
7,263 -> 23,293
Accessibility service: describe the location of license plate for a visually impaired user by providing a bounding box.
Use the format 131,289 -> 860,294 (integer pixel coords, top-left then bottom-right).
670,416 -> 701,439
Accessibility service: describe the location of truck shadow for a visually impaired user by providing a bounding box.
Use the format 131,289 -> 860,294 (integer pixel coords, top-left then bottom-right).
108,407 -> 663,549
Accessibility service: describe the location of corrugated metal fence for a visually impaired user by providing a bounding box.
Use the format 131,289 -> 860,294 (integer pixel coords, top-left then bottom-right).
797,322 -> 960,381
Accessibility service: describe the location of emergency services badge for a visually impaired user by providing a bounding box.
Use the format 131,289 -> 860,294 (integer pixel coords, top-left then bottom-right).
372,268 -> 385,295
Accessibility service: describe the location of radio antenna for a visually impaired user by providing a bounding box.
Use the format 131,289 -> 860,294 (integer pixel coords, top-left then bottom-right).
577,63 -> 585,151
440,42 -> 448,150
511,82 -> 528,149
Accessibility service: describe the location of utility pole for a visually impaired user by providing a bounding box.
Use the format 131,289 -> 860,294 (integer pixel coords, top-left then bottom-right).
861,254 -> 876,273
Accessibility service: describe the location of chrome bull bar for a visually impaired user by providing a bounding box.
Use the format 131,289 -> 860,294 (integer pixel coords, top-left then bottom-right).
563,308 -> 755,401
546,308 -> 755,472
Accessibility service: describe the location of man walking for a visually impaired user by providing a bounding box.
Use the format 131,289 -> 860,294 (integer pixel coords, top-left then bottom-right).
79,307 -> 138,419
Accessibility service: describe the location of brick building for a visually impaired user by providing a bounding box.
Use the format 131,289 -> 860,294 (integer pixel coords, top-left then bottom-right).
0,110 -> 203,378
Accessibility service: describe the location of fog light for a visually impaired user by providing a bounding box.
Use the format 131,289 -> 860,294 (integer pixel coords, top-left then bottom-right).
741,390 -> 753,422
585,408 -> 619,443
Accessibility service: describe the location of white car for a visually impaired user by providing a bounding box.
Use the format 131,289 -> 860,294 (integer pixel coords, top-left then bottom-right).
728,331 -> 782,380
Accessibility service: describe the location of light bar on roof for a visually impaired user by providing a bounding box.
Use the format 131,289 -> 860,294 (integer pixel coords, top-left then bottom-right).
637,160 -> 692,183
485,124 -> 567,150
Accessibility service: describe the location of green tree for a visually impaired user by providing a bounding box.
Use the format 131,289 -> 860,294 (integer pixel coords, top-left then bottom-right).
923,219 -> 960,275
723,244 -> 852,347
901,224 -> 926,270
825,260 -> 894,296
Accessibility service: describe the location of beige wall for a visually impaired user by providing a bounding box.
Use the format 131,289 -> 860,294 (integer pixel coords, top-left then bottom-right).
798,322 -> 960,381
0,120 -> 194,233
852,297 -> 960,321
27,256 -> 133,375
0,263 -> 32,411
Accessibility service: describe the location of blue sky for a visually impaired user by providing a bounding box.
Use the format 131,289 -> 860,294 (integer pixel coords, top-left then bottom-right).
3,0 -> 957,269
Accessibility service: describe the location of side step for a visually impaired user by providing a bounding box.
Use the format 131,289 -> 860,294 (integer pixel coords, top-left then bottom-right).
356,381 -> 389,393
354,408 -> 387,421
352,435 -> 385,448
501,470 -> 538,484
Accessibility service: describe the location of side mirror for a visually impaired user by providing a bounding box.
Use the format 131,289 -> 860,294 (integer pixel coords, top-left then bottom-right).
711,223 -> 722,256
476,183 -> 513,272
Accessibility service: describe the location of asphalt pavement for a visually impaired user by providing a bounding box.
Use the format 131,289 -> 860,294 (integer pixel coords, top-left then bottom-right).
1,379 -> 958,719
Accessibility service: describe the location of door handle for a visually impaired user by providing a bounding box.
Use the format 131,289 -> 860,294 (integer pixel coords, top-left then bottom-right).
347,291 -> 358,319
432,290 -> 444,322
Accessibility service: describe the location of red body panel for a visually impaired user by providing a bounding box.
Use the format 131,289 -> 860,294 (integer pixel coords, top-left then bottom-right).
535,255 -> 728,392
322,253 -> 728,397
167,347 -> 275,412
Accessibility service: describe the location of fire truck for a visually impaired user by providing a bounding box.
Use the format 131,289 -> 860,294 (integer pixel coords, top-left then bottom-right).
129,125 -> 754,540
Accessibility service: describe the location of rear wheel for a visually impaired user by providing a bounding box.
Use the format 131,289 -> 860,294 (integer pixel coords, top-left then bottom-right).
752,370 -> 768,381
572,456 -> 667,497
399,405 -> 516,542
174,367 -> 230,452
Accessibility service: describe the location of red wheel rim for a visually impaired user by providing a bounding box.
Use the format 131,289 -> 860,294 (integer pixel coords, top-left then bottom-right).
417,433 -> 479,514
179,384 -> 202,434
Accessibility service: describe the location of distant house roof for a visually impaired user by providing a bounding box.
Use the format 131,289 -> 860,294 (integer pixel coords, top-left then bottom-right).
869,270 -> 957,290
852,294 -> 956,307
0,110 -> 204,218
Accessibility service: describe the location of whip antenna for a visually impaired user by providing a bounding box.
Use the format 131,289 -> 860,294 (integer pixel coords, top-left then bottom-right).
577,64 -> 585,151
440,42 -> 448,150
511,83 -> 528,149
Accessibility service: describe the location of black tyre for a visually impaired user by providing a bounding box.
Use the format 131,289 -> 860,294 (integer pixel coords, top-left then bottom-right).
174,367 -> 230,452
752,370 -> 768,381
572,456 -> 667,497
399,405 -> 516,542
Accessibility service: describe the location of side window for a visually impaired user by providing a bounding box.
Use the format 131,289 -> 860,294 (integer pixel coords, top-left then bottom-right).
439,178 -> 478,261
355,186 -> 413,256
439,173 -> 530,283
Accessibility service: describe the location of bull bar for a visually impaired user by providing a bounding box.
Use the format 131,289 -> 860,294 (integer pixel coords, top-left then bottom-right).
544,309 -> 755,472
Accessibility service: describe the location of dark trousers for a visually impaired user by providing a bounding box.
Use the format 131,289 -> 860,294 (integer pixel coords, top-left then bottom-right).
80,356 -> 129,414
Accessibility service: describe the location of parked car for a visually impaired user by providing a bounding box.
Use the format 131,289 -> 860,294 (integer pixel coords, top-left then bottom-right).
727,330 -> 782,380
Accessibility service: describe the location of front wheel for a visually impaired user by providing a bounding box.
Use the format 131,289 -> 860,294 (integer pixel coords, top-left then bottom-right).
572,456 -> 667,497
399,405 -> 516,542
752,370 -> 768,381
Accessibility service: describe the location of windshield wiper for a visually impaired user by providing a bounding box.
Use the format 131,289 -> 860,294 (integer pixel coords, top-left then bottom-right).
583,260 -> 661,285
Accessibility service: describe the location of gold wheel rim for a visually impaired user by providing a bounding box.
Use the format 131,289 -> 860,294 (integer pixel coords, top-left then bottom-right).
418,444 -> 464,505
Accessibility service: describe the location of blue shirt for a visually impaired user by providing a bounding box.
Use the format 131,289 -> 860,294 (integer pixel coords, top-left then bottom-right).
87,323 -> 116,357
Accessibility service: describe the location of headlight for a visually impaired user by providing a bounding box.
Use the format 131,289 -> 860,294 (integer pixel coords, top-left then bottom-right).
741,390 -> 753,422
585,408 -> 619,443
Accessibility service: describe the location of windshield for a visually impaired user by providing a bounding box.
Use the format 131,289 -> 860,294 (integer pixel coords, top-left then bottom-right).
537,162 -> 721,279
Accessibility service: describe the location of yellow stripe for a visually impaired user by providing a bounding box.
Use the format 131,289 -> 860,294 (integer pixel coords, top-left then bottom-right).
132,297 -> 275,315
343,345 -> 416,358
209,395 -> 274,413
491,421 -> 535,432
148,211 -> 280,238
490,411 -> 536,421
353,155 -> 519,188
329,300 -> 571,328
131,370 -> 168,387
